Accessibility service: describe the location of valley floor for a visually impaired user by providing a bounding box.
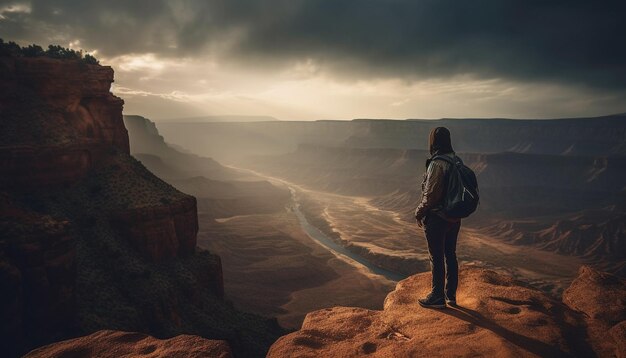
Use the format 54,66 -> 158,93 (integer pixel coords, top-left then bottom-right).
227,166 -> 585,296
198,164 -> 586,330
197,207 -> 394,329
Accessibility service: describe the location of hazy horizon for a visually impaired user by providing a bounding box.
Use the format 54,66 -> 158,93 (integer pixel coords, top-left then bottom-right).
130,111 -> 626,123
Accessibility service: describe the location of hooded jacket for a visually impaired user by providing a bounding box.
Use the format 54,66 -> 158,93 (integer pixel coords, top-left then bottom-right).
414,126 -> 457,221
414,152 -> 455,220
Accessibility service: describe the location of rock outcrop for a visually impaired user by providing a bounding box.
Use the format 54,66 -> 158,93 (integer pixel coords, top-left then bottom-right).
268,266 -> 625,357
563,266 -> 626,356
24,330 -> 233,358
0,57 -> 128,149
0,57 -> 129,189
0,56 -> 202,263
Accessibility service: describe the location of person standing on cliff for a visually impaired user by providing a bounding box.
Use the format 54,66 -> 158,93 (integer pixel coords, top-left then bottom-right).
414,127 -> 461,308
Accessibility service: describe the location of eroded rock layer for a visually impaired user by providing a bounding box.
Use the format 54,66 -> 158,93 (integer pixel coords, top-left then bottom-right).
0,57 -> 129,189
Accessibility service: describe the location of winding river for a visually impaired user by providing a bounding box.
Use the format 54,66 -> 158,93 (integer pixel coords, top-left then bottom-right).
287,187 -> 406,282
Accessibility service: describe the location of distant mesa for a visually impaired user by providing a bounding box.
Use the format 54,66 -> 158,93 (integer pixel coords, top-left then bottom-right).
155,114 -> 280,123
154,112 -> 626,165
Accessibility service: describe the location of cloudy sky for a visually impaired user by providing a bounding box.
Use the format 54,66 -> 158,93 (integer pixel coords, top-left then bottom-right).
1,0 -> 625,120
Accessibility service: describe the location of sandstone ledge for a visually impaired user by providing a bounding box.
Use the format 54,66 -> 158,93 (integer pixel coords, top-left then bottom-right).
24,330 -> 233,358
268,266 -> 625,357
0,57 -> 129,151
563,265 -> 626,356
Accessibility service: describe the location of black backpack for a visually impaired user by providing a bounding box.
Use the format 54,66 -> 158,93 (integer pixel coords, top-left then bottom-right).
432,155 -> 479,219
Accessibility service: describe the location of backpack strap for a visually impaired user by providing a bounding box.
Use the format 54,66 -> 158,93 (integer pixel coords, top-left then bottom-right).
431,154 -> 460,166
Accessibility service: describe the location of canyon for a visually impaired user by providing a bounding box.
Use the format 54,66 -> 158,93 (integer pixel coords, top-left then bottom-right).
153,112 -> 626,356
156,117 -> 626,294
2,51 -> 625,357
123,114 -> 396,330
235,144 -> 626,278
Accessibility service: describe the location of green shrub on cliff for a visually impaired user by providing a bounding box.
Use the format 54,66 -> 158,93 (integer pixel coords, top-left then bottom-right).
45,44 -> 81,60
83,53 -> 99,65
0,39 -> 21,56
0,38 -> 100,64
22,44 -> 44,57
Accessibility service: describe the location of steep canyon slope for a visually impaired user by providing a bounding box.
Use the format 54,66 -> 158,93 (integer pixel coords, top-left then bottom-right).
0,55 -> 281,357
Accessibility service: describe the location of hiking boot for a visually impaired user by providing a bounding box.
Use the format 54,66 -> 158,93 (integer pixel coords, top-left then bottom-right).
445,295 -> 457,306
418,293 -> 446,309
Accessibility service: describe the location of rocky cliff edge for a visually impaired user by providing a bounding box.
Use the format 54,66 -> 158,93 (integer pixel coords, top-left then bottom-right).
24,330 -> 233,358
268,265 -> 625,357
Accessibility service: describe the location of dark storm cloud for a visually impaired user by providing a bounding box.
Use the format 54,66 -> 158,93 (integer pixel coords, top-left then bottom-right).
2,0 -> 625,89
0,0 -> 177,55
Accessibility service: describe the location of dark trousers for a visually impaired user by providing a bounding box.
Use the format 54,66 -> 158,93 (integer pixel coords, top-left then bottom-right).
424,212 -> 461,298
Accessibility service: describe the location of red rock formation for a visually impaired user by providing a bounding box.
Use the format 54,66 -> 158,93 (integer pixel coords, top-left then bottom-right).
0,56 -> 200,262
110,196 -> 199,261
563,266 -> 626,356
268,266 -> 625,357
0,57 -> 128,150
23,330 -> 233,358
0,56 -> 129,189
0,55 -> 224,355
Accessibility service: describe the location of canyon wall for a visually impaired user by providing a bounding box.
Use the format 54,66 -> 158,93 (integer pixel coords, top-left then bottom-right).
0,57 -> 125,355
123,115 -> 239,181
0,57 -> 202,261
1,55 -> 281,357
0,57 -> 128,189
156,114 -> 626,163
